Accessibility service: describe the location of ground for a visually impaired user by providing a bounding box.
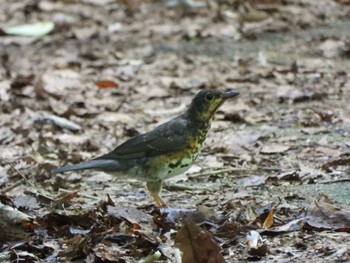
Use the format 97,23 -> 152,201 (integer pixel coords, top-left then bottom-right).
0,0 -> 349,262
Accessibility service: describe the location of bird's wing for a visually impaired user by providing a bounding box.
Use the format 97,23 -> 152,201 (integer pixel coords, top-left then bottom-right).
96,116 -> 190,160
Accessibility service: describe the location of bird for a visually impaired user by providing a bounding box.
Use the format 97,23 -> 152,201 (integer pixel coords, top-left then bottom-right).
53,90 -> 239,207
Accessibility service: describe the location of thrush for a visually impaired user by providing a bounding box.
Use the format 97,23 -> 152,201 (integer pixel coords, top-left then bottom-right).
53,90 -> 239,207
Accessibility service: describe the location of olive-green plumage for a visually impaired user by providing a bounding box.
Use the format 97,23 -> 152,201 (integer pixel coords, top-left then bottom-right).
53,90 -> 239,206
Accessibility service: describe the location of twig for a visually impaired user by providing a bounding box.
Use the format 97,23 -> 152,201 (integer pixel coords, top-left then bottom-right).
115,94 -> 127,112
58,188 -> 99,200
34,115 -> 81,131
318,178 -> 350,184
1,178 -> 25,194
0,156 -> 58,203
163,183 -> 212,192
188,167 -> 252,179
0,155 -> 38,193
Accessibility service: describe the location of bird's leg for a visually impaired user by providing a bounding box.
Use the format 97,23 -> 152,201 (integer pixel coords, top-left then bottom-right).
146,180 -> 167,207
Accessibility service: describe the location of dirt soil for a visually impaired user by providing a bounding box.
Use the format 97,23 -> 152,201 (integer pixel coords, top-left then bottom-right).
0,0 -> 350,262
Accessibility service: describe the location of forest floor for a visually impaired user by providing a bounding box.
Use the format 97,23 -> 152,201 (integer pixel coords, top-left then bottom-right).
0,0 -> 350,262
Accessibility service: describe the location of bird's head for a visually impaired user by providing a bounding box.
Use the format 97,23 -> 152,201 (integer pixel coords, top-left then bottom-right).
185,90 -> 239,123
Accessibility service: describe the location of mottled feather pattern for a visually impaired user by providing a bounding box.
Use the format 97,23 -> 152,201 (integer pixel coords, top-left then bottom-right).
53,90 -> 239,206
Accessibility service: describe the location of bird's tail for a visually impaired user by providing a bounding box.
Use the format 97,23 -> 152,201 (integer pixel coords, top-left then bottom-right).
52,159 -> 120,173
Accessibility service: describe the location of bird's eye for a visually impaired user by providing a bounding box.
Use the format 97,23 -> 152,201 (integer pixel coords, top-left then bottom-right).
206,93 -> 213,101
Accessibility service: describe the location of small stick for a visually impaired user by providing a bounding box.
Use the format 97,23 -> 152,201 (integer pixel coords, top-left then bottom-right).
1,178 -> 25,194
318,178 -> 350,184
0,155 -> 37,192
164,183 -> 212,192
0,155 -> 52,200
115,94 -> 127,112
188,167 -> 251,179
58,188 -> 99,200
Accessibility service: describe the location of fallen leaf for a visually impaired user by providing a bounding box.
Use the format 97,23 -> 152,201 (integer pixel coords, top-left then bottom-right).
0,127 -> 15,144
322,153 -> 350,171
95,80 -> 119,89
0,205 -> 34,241
261,218 -> 304,234
241,175 -> 267,187
61,235 -> 87,257
276,170 -> 300,181
262,208 -> 274,229
248,244 -> 270,257
34,69 -> 82,99
305,194 -> 350,231
2,21 -> 54,37
13,194 -> 40,209
107,206 -> 154,227
261,144 -> 290,154
317,40 -> 345,58
276,86 -> 326,103
96,112 -> 132,124
174,219 -> 224,263
53,134 -> 89,145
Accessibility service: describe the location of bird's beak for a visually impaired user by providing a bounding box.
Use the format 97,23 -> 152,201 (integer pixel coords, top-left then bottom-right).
223,91 -> 239,99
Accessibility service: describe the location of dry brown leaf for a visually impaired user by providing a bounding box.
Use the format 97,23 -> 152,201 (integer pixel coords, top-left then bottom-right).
276,85 -> 326,103
322,153 -> 350,171
262,218 -> 304,234
159,207 -> 206,224
305,194 -> 350,231
95,80 -> 119,89
262,207 -> 274,229
246,206 -> 258,222
61,235 -> 87,257
107,206 -> 154,227
248,244 -> 270,257
174,219 -> 224,263
277,170 -> 300,181
0,205 -> 34,242
34,70 -> 81,99
93,243 -> 126,262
